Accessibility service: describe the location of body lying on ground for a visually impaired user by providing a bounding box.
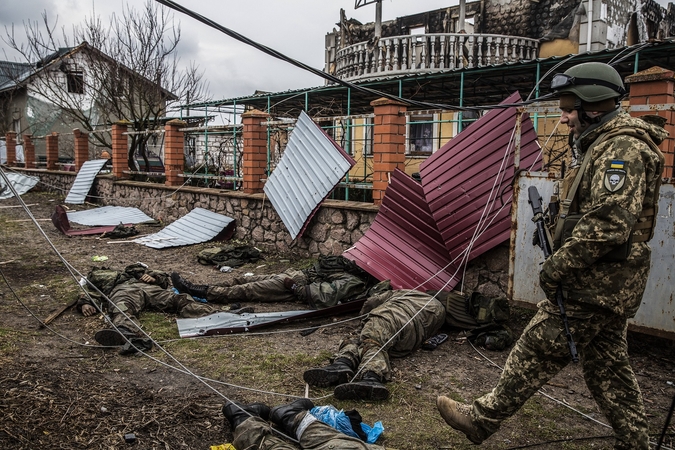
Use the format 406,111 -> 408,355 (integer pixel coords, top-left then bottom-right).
77,263 -> 240,354
172,255 -> 384,309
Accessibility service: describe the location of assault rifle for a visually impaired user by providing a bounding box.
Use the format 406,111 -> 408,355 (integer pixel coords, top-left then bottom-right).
528,186 -> 579,363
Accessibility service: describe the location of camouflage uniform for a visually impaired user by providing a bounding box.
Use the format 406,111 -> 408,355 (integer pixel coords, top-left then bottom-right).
78,265 -> 224,332
233,413 -> 386,450
469,111 -> 666,449
334,290 -> 445,381
205,269 -> 370,309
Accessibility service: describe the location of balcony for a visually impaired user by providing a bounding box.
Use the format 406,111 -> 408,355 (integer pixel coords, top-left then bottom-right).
334,33 -> 539,81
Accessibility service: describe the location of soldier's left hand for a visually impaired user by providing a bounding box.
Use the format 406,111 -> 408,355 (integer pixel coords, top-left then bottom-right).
140,274 -> 156,284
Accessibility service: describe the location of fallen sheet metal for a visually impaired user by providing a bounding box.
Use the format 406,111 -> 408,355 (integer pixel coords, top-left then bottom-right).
264,111 -> 356,240
343,169 -> 461,291
133,207 -> 235,249
420,92 -> 542,261
51,205 -> 123,236
0,168 -> 39,199
64,159 -> 108,204
176,299 -> 365,337
67,206 -> 154,226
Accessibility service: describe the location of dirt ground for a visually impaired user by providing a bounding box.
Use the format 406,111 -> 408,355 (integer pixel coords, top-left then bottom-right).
1,190 -> 674,450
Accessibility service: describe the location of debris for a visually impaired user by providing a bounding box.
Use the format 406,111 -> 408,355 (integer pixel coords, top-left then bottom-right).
40,298 -> 78,327
123,433 -> 136,444
92,256 -> 109,262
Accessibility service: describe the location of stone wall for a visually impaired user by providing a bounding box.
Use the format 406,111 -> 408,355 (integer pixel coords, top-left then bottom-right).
18,170 -> 511,299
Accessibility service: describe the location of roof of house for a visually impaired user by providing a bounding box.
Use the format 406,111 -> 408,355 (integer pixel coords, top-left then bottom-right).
0,42 -> 177,100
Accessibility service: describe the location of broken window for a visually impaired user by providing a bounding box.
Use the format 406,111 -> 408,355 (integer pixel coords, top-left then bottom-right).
66,70 -> 85,94
407,115 -> 435,155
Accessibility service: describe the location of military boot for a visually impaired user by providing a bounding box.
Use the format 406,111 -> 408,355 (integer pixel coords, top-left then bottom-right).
222,401 -> 270,430
436,396 -> 484,444
333,371 -> 389,401
171,272 -> 209,299
95,326 -> 137,347
303,358 -> 355,387
269,398 -> 315,439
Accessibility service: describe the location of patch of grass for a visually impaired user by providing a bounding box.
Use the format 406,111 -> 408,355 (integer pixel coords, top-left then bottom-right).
0,327 -> 27,356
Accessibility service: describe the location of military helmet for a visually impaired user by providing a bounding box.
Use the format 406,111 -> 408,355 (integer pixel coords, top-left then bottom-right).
551,62 -> 626,103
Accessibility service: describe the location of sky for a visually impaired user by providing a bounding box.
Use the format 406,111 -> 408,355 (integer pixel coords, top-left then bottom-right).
0,0 -> 464,102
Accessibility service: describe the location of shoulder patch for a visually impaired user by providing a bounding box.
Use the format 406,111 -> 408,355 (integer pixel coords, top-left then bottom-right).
604,167 -> 627,193
610,160 -> 625,169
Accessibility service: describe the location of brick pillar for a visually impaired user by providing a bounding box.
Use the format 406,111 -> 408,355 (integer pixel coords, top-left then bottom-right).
23,135 -> 35,169
111,121 -> 129,179
371,98 -> 407,205
73,128 -> 89,171
4,132 -> 16,166
625,66 -> 675,178
45,132 -> 59,170
242,109 -> 270,194
164,119 -> 186,187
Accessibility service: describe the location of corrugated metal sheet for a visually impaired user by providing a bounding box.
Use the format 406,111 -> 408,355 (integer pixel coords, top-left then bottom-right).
133,208 -> 235,249
176,300 -> 365,337
0,169 -> 39,199
343,169 -> 461,291
420,92 -> 541,261
67,206 -> 154,226
510,172 -> 675,338
264,110 -> 356,239
64,159 -> 109,204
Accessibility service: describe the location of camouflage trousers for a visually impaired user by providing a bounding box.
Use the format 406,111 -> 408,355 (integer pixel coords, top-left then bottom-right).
336,293 -> 445,381
109,282 -> 223,332
471,303 -> 648,450
233,414 -> 386,449
206,269 -> 307,304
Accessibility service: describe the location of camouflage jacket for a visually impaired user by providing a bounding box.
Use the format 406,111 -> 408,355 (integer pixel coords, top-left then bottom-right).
543,111 -> 666,318
76,264 -> 170,313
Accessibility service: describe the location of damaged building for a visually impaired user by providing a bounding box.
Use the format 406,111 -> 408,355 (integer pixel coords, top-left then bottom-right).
325,0 -> 675,80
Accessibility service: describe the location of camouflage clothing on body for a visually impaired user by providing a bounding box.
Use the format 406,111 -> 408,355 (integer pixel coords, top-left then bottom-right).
545,110 -> 666,317
467,110 -> 665,450
233,413 -> 386,450
78,264 -> 224,332
205,267 -> 374,309
334,290 -> 445,381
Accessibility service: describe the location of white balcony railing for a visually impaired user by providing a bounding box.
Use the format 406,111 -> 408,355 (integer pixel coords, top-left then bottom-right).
334,33 -> 539,81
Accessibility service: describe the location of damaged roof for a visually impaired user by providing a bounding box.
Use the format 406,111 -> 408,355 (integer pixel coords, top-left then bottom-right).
420,91 -> 542,260
264,110 -> 356,240
133,207 -> 235,249
343,169 -> 461,291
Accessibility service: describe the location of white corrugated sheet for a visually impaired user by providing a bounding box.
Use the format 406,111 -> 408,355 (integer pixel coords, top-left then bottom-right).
64,159 -> 108,204
67,206 -> 154,226
263,111 -> 355,240
133,207 -> 235,249
0,169 -> 39,199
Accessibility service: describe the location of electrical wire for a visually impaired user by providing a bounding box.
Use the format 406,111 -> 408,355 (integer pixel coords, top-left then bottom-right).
153,0 -> 556,113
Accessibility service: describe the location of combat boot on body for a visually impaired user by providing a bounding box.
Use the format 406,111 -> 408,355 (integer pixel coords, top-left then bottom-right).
223,401 -> 271,430
333,370 -> 389,401
95,326 -> 138,346
436,395 -> 484,444
303,357 -> 355,387
94,326 -> 153,356
171,272 -> 209,299
269,398 -> 315,439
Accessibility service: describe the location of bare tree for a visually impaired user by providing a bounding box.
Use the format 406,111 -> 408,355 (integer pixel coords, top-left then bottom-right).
3,1 -> 209,171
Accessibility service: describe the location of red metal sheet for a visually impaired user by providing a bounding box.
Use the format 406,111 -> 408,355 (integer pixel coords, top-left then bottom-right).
420,92 -> 542,260
343,169 -> 461,291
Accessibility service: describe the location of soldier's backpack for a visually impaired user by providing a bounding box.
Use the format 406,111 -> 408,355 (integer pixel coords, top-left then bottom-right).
197,245 -> 261,268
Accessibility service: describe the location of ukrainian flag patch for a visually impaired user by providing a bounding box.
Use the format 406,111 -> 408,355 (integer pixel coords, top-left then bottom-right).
610,160 -> 625,169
